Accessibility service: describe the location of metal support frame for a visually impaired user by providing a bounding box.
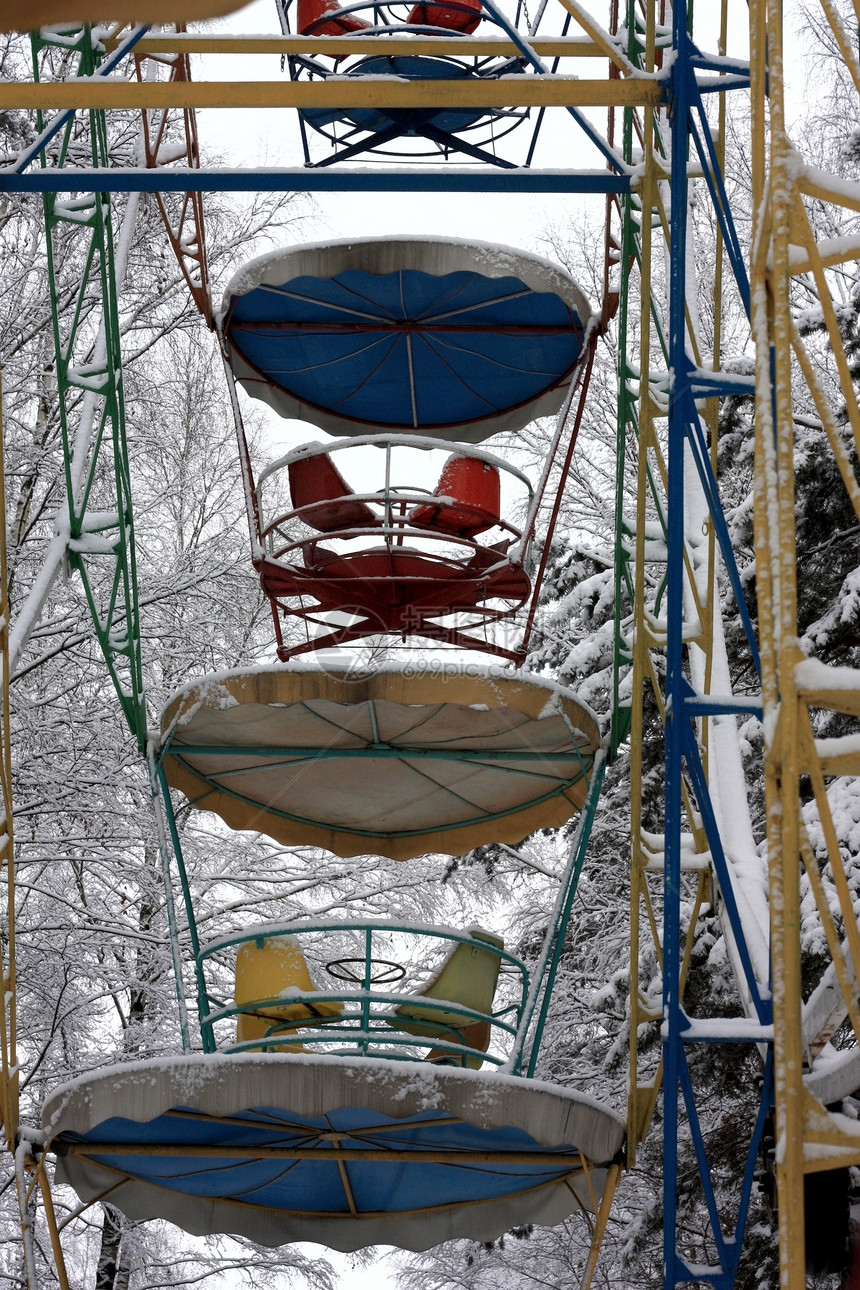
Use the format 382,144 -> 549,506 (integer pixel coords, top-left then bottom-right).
153,745 -> 606,1075
274,0 -> 539,170
133,29 -> 214,326
222,313 -> 598,662
615,3 -> 774,1287
31,24 -> 147,748
662,7 -> 772,1283
520,756 -> 606,1073
0,168 -> 631,194
1,71 -> 660,111
10,2 -> 860,1286
2,37 -> 149,1283
198,919 -> 527,1062
0,70 -> 660,112
749,2 -> 860,1286
0,18 -> 654,196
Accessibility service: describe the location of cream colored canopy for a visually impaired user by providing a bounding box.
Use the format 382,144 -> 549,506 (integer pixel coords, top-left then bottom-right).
159,665 -> 602,861
2,2 -> 248,29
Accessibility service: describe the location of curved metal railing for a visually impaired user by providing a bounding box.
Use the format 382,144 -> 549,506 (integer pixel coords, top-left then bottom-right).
256,435 -> 532,559
197,919 -> 529,1071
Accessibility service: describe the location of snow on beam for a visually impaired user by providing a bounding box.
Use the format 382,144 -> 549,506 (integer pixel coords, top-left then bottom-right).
802,164 -> 860,217
101,33 -> 608,56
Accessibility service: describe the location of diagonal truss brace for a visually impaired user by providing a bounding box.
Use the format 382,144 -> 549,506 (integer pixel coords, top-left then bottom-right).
30,26 -> 146,747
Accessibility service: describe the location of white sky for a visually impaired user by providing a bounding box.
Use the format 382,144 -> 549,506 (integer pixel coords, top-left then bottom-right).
296,1242 -> 399,1290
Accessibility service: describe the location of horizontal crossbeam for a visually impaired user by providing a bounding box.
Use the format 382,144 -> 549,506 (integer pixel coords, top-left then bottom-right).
0,77 -> 663,110
165,744 -> 591,763
61,1142 -> 589,1167
0,168 -> 631,194
102,33 -> 607,56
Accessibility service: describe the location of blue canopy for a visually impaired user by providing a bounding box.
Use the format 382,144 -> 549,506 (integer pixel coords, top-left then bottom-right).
301,55 -> 485,135
45,1053 -> 625,1251
222,238 -> 593,442
61,1106 -> 572,1211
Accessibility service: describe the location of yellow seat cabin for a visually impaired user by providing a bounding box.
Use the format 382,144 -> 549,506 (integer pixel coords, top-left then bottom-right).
394,927 -> 504,1069
235,937 -> 342,1049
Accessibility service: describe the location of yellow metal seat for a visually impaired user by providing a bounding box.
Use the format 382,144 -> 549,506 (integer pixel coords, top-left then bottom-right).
394,928 -> 503,1069
235,937 -> 342,1050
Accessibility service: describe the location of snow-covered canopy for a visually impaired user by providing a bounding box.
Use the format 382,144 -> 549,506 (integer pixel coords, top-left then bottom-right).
158,663 -> 602,860
221,236 -> 594,442
44,1051 -> 626,1251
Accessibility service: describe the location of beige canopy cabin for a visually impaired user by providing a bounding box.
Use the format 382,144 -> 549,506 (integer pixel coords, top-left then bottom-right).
2,2 -> 250,28
158,664 -> 603,861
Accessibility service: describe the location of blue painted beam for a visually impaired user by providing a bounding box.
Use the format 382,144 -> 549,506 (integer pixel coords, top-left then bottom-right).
682,697 -> 764,719
0,166 -> 631,194
689,373 -> 755,399
696,76 -> 750,93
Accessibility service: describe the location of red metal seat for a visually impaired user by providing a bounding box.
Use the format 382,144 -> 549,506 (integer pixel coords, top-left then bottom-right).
297,0 -> 370,35
409,455 -> 500,537
288,452 -> 377,533
406,0 -> 482,32
259,451 -> 528,661
303,545 -> 464,604
262,540 -> 528,609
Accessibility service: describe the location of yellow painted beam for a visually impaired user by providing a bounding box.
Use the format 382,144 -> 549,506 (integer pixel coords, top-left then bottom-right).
801,170 -> 860,216
750,0 -> 810,1279
813,752 -> 860,776
789,240 -> 860,276
0,76 -> 661,110
102,33 -> 606,56
803,1089 -> 860,1172
64,1141 -> 591,1166
795,688 -> 860,719
803,1151 -> 860,1173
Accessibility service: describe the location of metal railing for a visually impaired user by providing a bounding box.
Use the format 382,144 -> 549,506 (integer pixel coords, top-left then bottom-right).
197,919 -> 529,1070
256,435 -> 532,562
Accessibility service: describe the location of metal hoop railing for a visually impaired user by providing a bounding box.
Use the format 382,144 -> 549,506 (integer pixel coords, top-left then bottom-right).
197,920 -> 529,1070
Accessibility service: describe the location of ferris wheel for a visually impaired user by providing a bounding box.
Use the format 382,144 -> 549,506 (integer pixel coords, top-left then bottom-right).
0,4 -> 857,1290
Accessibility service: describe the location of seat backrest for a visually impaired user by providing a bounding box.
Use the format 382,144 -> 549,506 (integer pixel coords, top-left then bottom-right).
297,0 -> 370,35
234,937 -> 341,1046
409,456 -> 500,537
406,0 -> 482,32
425,1019 -> 491,1070
288,452 -> 377,532
396,927 -> 503,1029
